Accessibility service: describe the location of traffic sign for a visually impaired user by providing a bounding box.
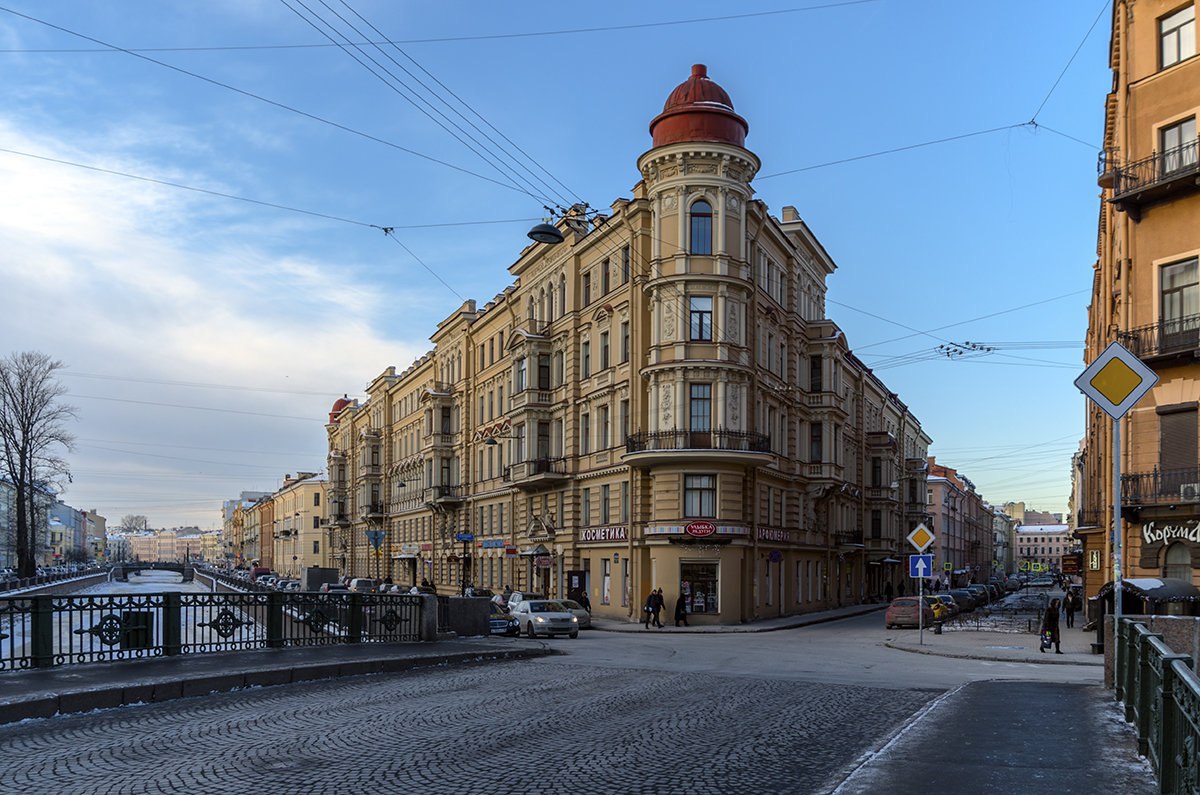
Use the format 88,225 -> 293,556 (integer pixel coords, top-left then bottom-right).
1074,341 -> 1158,420
1019,560 -> 1030,571
943,562 -> 952,571
906,523 -> 935,553
454,533 -> 475,542
909,554 -> 933,579
365,530 -> 385,550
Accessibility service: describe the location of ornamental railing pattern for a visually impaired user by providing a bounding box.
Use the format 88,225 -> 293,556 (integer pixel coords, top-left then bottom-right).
1121,467 -> 1200,506
625,428 -> 771,454
1115,619 -> 1200,793
0,577 -> 423,671
1118,314 -> 1200,360
1109,137 -> 1200,198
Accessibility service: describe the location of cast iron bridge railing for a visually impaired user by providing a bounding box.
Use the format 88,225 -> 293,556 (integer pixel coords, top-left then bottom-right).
0,582 -> 424,671
1114,618 -> 1200,793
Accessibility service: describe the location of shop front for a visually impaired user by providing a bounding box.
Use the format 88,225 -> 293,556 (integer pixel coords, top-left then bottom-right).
575,526 -> 631,620
644,521 -> 748,624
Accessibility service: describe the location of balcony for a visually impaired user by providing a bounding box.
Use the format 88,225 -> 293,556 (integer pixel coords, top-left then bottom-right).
327,513 -> 351,527
1118,314 -> 1200,364
359,503 -> 385,519
905,457 -> 928,473
424,485 -> 464,505
502,458 -> 569,491
359,463 -> 383,477
623,429 -> 772,467
865,485 -> 898,503
1076,509 -> 1105,529
428,432 -> 457,450
806,391 -> 847,417
865,431 -> 896,449
1106,138 -> 1200,220
1121,468 -> 1200,508
509,389 -> 554,411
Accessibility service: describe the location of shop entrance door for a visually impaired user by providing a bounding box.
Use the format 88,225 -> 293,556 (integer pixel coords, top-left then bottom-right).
567,569 -> 586,602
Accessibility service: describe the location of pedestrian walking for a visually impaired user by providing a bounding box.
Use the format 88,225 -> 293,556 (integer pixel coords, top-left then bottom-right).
651,588 -> 665,628
675,592 -> 689,627
643,590 -> 655,628
1064,591 -> 1079,628
1040,598 -> 1063,654
578,590 -> 592,613
884,581 -> 894,602
897,580 -> 906,598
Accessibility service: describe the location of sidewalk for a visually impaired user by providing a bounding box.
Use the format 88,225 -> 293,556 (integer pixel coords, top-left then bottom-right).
0,638 -> 553,725
885,622 -> 1103,666
590,602 -> 887,632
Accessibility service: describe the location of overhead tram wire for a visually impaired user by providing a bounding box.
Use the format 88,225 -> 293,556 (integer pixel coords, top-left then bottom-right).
0,1 -> 883,53
308,0 -> 578,208
333,0 -> 585,208
1029,0 -> 1112,124
277,0 -> 559,206
0,6 -> 543,197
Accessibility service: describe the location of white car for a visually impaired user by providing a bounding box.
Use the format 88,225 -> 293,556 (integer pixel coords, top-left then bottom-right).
510,600 -> 579,639
558,599 -> 592,629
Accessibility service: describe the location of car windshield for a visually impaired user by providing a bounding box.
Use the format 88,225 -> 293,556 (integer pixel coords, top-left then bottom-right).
560,600 -> 581,609
530,601 -> 567,613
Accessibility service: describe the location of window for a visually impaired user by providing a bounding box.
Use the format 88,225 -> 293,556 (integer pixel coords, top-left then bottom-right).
689,384 -> 712,431
619,399 -> 630,444
1161,117 -> 1197,174
537,354 -> 551,390
1161,5 -> 1196,69
1161,258 -> 1199,342
871,510 -> 882,539
621,245 -> 630,283
515,357 -> 527,392
583,272 -> 592,306
581,412 -> 591,454
601,484 -> 611,524
684,474 -> 716,517
313,540 -> 320,554
601,259 -> 611,294
690,200 -> 713,255
602,559 -> 611,605
681,561 -> 718,614
810,423 -> 823,462
620,481 -> 629,522
599,405 -> 610,449
582,340 -> 591,378
313,492 -> 321,507
810,356 -> 823,392
582,488 -> 591,526
600,331 -> 610,370
689,296 -> 713,341
620,321 -> 630,363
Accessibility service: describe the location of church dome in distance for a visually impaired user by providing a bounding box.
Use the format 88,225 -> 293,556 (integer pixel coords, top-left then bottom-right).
649,64 -> 748,149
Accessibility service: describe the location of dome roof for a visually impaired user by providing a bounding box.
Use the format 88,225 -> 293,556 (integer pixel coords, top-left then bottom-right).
329,395 -> 351,424
649,64 -> 748,149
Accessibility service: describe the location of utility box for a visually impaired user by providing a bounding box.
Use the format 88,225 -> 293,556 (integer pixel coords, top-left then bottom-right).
303,567 -> 340,592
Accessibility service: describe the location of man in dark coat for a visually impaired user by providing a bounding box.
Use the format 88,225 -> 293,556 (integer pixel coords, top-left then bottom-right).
1041,598 -> 1063,654
674,592 -> 689,627
650,588 -> 665,628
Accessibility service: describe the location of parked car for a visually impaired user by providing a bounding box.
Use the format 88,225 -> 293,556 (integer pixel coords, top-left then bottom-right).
931,594 -> 960,619
505,592 -> 546,612
488,602 -> 520,636
349,578 -> 378,593
884,597 -> 935,629
510,599 -> 579,638
947,589 -> 978,612
318,583 -> 349,593
1003,579 -> 1022,592
558,599 -> 592,629
249,567 -> 273,582
965,584 -> 992,606
1029,576 -> 1057,588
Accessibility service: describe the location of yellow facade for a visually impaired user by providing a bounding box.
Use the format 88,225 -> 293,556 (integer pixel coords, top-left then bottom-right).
269,474 -> 327,579
1082,1 -> 1200,598
325,65 -> 930,622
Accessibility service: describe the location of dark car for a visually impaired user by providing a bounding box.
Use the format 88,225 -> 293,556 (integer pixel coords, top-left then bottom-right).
488,602 -> 519,636
947,589 -> 977,612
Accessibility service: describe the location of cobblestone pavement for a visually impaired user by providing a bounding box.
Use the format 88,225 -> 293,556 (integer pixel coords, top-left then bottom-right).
0,659 -> 931,794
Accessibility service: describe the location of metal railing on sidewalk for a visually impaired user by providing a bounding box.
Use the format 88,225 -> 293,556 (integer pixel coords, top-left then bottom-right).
0,580 -> 424,671
1113,617 -> 1200,793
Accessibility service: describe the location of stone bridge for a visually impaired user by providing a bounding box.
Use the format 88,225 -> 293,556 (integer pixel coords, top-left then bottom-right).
111,563 -> 194,582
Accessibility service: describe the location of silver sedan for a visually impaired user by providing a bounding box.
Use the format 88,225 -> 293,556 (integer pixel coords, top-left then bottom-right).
511,600 -> 580,639
558,599 -> 592,629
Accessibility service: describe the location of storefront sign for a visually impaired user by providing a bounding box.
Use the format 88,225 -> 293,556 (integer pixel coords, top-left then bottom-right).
1089,549 -> 1101,571
1141,521 -> 1200,546
535,556 -> 552,568
419,543 -> 433,552
580,526 -> 628,542
400,543 -> 419,555
504,545 -> 518,557
757,527 -> 791,543
685,521 -> 716,537
480,538 -> 506,549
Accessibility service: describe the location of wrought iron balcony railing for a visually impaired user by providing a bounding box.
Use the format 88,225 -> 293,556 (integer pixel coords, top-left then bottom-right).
625,428 -> 771,454
1117,314 -> 1200,360
502,457 -> 568,482
1121,467 -> 1200,506
1105,137 -> 1200,211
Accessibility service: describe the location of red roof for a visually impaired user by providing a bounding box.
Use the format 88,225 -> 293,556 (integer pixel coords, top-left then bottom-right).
649,64 -> 748,148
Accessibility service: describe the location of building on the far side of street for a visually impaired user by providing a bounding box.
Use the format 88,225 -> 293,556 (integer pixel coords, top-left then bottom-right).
926,459 -> 993,586
83,510 -> 107,562
990,506 -> 1017,575
1014,524 -> 1072,575
269,473 -> 327,579
1078,0 -> 1200,601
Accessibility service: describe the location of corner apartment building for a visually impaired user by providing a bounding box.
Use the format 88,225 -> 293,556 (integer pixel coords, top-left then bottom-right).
325,65 -> 930,624
1080,1 -> 1200,597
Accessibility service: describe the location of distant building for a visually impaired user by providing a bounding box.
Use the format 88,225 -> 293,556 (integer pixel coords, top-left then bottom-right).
1015,525 -> 1072,574
926,459 -> 993,585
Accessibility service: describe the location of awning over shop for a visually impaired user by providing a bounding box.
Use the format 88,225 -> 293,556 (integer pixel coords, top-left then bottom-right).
391,554 -> 418,560
1094,578 -> 1200,603
519,544 -> 551,557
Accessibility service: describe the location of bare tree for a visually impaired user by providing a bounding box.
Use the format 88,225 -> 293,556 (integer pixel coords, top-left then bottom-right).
0,352 -> 75,577
119,514 -> 150,533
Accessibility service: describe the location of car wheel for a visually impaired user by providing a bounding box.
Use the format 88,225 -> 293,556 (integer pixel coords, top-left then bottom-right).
526,622 -> 537,639
569,631 -> 579,639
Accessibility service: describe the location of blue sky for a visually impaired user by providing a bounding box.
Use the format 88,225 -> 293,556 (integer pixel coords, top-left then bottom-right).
0,1 -> 1108,528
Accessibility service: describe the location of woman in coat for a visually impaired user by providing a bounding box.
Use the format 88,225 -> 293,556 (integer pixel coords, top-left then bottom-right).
1040,598 -> 1062,654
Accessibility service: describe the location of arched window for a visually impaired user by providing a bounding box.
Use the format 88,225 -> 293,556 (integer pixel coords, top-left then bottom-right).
689,199 -> 713,255
1165,542 -> 1191,580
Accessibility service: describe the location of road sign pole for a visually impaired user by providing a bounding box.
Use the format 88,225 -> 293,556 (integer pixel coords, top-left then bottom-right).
1113,416 -> 1122,687
919,570 -> 924,646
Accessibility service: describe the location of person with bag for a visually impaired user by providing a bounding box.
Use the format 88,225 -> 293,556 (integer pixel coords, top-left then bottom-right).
1040,598 -> 1062,654
650,588 -> 665,628
643,589 -> 656,629
674,591 -> 690,627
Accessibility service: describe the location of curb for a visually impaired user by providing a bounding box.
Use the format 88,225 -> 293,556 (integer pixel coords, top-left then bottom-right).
0,647 -> 553,726
883,640 -> 1104,666
590,605 -> 888,634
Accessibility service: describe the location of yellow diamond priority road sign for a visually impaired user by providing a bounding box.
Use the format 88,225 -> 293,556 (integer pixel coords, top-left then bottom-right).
1074,341 -> 1158,420
906,523 -> 935,553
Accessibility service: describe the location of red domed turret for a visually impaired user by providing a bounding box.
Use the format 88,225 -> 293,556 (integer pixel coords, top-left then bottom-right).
649,64 -> 748,149
329,395 -> 351,424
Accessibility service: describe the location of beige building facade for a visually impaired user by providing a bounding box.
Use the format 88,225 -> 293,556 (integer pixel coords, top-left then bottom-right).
325,65 -> 929,623
1080,1 -> 1200,599
269,474 -> 327,579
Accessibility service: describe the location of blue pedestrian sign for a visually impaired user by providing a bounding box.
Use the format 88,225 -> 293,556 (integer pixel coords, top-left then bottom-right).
365,530 -> 385,550
454,533 -> 475,542
909,554 -> 933,579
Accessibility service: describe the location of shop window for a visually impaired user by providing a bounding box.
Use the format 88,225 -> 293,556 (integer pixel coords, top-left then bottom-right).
1166,542 -> 1191,580
681,561 -> 719,614
601,559 -> 611,605
689,200 -> 713,255
1161,5 -> 1196,69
